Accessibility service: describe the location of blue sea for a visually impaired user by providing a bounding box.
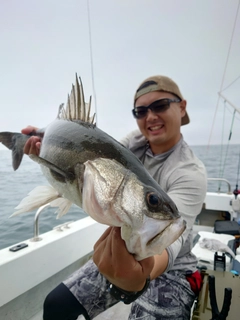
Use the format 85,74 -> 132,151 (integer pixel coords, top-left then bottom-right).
0,144 -> 240,250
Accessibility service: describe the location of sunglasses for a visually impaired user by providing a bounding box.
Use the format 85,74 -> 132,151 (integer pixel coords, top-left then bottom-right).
132,98 -> 181,119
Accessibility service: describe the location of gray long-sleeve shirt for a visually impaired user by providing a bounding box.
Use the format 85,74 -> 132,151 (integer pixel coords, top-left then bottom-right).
120,130 -> 207,273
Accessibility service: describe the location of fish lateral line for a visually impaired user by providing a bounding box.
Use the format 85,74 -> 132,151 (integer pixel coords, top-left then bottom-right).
29,154 -> 75,181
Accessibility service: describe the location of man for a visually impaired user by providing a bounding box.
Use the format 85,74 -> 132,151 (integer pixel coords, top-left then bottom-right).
23,75 -> 207,319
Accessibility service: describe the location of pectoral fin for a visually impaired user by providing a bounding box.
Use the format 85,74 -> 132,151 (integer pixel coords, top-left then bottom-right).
50,198 -> 73,218
11,185 -> 60,216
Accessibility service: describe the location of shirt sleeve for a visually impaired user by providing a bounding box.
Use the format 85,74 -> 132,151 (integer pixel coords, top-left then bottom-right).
119,129 -> 143,148
165,164 -> 207,271
119,133 -> 131,148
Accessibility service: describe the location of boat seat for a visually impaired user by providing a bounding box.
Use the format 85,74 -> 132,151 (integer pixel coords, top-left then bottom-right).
214,220 -> 240,236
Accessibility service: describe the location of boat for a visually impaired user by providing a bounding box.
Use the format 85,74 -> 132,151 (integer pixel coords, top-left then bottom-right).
1,87 -> 240,320
1,61 -> 240,320
0,176 -> 240,320
1,2 -> 240,319
1,62 -> 240,320
1,80 -> 240,319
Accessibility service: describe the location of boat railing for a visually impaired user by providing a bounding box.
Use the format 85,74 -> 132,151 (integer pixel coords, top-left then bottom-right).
207,178 -> 232,194
30,203 -> 74,242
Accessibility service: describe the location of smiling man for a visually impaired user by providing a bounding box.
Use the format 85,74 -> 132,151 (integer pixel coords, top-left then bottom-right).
92,76 -> 207,319
40,75 -> 207,320
132,76 -> 187,154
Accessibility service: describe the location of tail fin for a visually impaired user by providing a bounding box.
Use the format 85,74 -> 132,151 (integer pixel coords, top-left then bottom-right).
0,132 -> 29,170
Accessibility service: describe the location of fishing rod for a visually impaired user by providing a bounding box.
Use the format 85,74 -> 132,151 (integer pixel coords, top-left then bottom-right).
208,0 -> 240,148
218,93 -> 240,115
87,0 -> 98,126
217,93 -> 240,195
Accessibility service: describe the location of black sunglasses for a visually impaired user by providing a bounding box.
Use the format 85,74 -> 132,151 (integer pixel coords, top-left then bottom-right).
132,98 -> 181,119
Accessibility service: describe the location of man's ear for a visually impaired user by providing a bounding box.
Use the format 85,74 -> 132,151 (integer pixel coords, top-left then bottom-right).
180,100 -> 187,116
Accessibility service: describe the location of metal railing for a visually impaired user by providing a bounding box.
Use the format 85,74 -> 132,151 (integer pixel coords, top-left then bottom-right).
30,203 -> 74,242
207,178 -> 232,194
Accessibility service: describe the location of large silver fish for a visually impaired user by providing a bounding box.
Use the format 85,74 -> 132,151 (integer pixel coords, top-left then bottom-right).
0,74 -> 186,260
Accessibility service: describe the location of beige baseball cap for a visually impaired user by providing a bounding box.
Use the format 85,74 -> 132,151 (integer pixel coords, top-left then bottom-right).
134,75 -> 190,126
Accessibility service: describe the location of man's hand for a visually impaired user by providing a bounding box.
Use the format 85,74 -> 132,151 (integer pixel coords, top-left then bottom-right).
21,126 -> 41,155
93,227 -> 154,292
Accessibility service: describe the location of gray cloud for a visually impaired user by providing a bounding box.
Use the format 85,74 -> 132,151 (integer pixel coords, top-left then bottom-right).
0,0 -> 239,150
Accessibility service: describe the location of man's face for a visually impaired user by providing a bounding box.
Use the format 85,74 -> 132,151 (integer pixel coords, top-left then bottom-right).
134,91 -> 187,154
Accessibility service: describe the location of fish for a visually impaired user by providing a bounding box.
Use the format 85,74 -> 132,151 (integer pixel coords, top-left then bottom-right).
0,74 -> 186,260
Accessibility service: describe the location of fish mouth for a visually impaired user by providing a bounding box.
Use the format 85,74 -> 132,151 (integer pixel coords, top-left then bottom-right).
147,218 -> 186,246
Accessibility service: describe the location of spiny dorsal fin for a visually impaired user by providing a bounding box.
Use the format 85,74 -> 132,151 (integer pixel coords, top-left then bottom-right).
59,74 -> 96,124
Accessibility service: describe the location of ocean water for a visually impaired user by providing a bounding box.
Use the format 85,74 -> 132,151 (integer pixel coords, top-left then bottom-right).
0,150 -> 88,250
0,144 -> 240,250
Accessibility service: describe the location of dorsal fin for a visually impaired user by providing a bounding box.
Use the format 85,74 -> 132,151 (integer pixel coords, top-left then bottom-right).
59,74 -> 96,124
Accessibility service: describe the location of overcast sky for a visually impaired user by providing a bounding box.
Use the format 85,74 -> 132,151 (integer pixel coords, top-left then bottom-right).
0,0 -> 240,151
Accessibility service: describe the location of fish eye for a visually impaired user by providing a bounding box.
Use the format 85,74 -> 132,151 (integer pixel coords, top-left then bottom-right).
147,192 -> 160,207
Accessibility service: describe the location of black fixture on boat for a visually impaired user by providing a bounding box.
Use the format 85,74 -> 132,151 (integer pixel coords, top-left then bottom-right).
208,275 -> 232,320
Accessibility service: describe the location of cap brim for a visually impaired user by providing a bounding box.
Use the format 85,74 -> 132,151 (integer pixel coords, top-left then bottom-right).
181,111 -> 190,126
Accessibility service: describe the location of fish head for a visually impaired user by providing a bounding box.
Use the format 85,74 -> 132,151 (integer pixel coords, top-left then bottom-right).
82,157 -> 186,260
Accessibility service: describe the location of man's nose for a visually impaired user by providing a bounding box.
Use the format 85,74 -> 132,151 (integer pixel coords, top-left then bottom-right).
145,108 -> 158,120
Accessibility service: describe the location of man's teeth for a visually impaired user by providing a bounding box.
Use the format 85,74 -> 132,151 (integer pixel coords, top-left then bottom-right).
150,125 -> 163,131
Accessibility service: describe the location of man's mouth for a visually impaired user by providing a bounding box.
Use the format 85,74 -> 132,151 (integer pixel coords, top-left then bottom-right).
149,124 -> 164,131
